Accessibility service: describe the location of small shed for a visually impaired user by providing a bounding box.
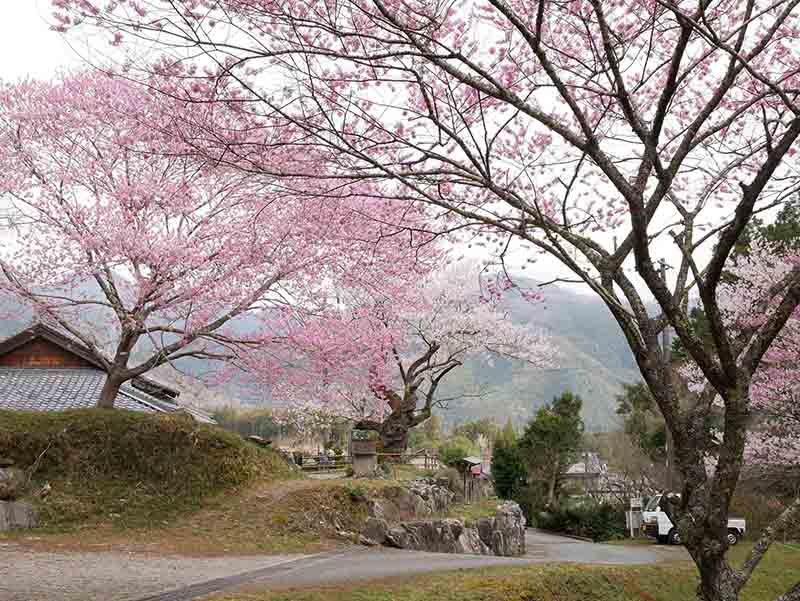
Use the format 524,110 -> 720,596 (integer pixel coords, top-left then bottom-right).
455,456 -> 483,503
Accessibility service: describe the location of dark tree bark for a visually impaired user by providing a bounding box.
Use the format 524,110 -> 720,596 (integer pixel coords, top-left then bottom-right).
355,390 -> 433,455
355,342 -> 457,456
97,373 -> 124,409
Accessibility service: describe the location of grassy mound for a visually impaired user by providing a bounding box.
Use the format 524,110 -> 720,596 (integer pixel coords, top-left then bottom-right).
0,409 -> 292,530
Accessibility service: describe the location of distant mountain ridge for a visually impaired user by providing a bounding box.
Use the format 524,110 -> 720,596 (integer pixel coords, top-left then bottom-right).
435,278 -> 639,431
0,279 -> 640,430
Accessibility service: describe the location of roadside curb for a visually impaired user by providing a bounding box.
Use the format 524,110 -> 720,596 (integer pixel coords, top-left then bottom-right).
528,528 -> 595,543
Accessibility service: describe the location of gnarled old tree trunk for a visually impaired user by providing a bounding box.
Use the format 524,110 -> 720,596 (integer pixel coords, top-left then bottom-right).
356,341 -> 454,457
355,389 -> 432,456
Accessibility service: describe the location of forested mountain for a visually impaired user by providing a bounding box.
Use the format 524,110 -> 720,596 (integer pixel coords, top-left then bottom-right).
435,279 -> 640,431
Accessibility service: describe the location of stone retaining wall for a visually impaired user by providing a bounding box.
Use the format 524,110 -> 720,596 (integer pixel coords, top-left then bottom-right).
362,499 -> 526,557
0,461 -> 39,531
0,500 -> 38,531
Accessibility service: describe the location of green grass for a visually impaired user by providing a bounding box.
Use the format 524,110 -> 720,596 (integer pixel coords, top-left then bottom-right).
0,409 -> 293,531
447,496 -> 501,526
388,464 -> 438,481
214,542 -> 800,601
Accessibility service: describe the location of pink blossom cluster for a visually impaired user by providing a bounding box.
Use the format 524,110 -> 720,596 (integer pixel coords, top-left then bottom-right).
0,71 -> 442,382
682,243 -> 800,470
245,261 -> 554,426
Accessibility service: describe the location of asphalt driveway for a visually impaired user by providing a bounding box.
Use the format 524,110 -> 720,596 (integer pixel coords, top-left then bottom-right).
1,531 -> 686,601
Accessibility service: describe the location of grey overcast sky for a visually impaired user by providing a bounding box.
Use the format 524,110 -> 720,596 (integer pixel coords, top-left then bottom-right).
0,3 -> 82,81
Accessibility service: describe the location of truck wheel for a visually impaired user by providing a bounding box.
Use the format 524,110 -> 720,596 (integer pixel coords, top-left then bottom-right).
726,529 -> 740,546
668,528 -> 682,546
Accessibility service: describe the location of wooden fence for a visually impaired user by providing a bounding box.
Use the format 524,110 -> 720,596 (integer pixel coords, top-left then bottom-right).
296,449 -> 440,473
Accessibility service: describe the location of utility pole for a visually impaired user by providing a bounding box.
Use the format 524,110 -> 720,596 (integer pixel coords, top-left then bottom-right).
659,259 -> 675,491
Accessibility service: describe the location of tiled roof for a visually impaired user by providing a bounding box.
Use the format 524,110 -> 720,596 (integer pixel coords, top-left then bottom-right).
0,367 -> 175,414
564,452 -> 607,475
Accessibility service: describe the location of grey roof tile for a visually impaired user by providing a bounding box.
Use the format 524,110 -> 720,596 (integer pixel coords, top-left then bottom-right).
0,367 -> 175,414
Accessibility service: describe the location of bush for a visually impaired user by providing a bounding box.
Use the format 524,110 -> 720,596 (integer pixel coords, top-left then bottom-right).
511,485 -> 548,525
492,439 -> 527,499
731,491 -> 800,541
437,435 -> 478,466
344,483 -> 367,502
534,503 -> 627,542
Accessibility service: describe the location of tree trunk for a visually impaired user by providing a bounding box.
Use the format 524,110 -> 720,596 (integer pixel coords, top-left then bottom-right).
695,550 -> 741,601
97,331 -> 139,409
97,374 -> 124,409
377,408 -> 418,456
547,467 -> 558,506
355,405 -> 431,458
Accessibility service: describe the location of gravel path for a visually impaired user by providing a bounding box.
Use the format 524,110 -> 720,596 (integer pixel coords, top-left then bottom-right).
0,543 -> 303,601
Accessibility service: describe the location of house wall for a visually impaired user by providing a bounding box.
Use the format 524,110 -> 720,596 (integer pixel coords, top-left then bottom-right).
0,340 -> 95,369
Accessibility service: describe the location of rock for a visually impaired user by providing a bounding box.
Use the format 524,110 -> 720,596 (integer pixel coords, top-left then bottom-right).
362,517 -> 389,546
337,529 -> 358,540
0,501 -> 38,531
39,483 -> 52,499
457,526 -> 491,555
367,499 -> 386,520
385,526 -> 409,549
476,501 -> 527,556
406,477 -> 455,515
0,467 -> 26,501
247,435 -> 272,447
378,501 -> 526,557
396,488 -> 429,517
384,519 -> 469,554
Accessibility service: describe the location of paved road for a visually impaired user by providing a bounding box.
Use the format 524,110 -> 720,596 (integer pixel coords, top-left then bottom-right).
525,530 -> 683,564
1,531 -> 686,601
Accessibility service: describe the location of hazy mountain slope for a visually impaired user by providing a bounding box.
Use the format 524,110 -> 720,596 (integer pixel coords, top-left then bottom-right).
435,279 -> 639,431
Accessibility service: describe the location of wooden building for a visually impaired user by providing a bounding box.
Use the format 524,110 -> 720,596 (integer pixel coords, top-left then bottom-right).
0,324 -> 214,422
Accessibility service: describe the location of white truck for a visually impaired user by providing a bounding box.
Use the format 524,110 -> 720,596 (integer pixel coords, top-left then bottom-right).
642,494 -> 746,546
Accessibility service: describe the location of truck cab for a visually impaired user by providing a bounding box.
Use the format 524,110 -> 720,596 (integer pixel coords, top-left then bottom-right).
642,494 -> 746,546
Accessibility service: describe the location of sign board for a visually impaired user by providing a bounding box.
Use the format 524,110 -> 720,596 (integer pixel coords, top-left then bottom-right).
630,497 -> 643,509
470,464 -> 482,476
351,440 -> 378,455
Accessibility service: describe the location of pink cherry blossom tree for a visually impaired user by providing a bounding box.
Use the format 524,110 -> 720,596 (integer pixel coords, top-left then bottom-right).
263,261 -> 551,454
48,2 -> 800,598
680,242 -> 800,542
717,245 -> 800,480
0,70 -> 439,408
